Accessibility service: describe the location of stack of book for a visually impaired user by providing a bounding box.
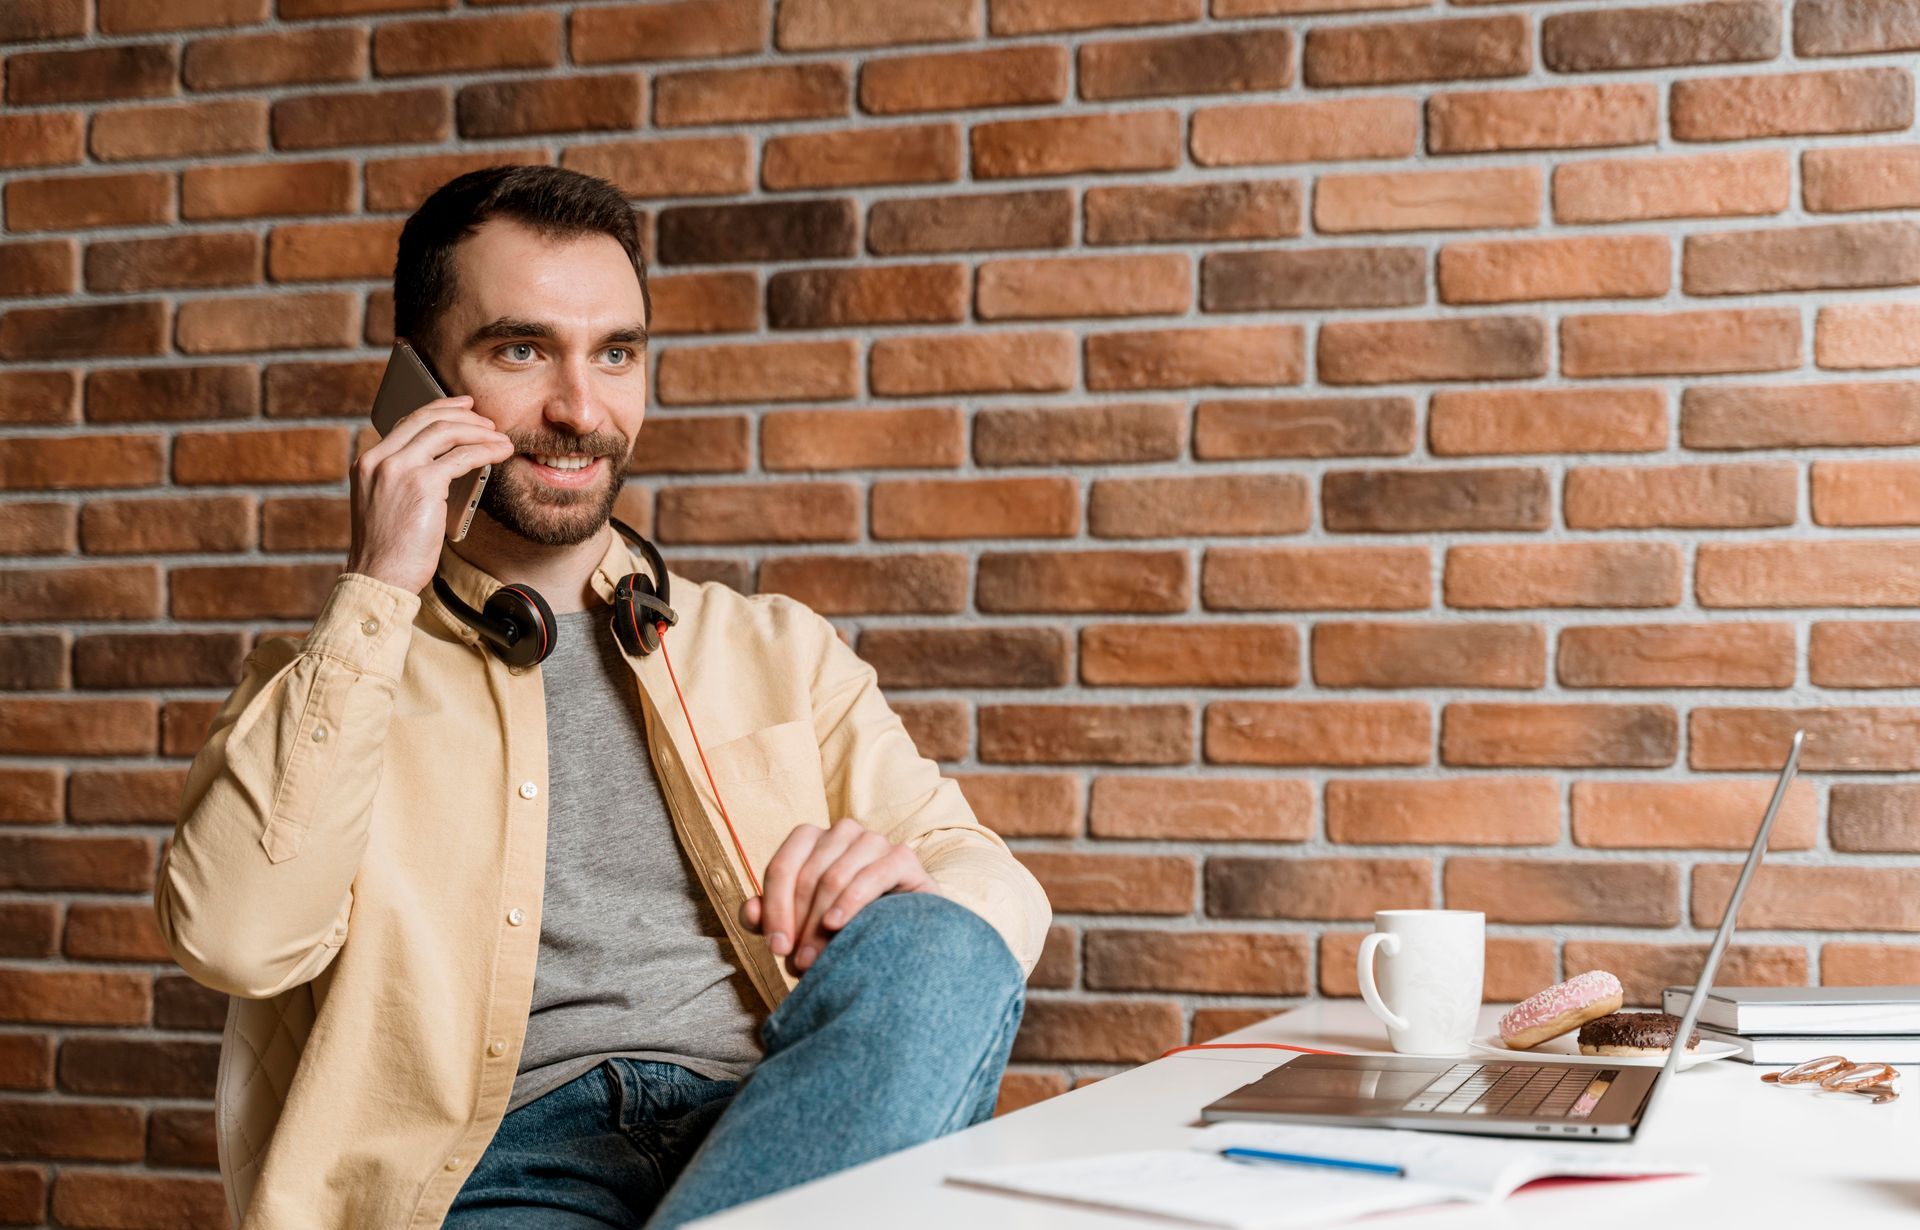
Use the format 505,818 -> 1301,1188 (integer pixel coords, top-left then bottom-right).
1662,985 -> 1920,1065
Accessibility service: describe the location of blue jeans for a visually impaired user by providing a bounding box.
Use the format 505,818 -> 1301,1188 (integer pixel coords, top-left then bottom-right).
444,892 -> 1026,1229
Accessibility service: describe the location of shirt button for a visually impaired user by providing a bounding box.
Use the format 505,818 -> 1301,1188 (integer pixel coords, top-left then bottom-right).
445,1156 -> 463,1171
361,617 -> 380,636
488,1039 -> 507,1057
311,726 -> 327,742
507,908 -> 526,927
519,781 -> 538,799
509,665 -> 523,675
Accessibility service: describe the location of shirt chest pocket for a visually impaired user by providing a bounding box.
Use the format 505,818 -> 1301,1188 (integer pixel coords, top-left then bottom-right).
705,720 -> 833,864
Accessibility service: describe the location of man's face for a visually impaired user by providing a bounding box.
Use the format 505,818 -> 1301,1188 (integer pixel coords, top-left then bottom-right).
422,217 -> 649,547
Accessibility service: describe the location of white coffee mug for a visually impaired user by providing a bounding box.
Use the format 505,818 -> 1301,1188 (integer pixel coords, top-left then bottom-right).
1355,909 -> 1485,1056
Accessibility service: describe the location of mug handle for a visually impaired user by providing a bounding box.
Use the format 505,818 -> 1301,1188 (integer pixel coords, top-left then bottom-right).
1356,932 -> 1410,1033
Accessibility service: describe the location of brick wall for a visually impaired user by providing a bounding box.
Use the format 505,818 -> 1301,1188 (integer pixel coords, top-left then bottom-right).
4,0 -> 1920,1223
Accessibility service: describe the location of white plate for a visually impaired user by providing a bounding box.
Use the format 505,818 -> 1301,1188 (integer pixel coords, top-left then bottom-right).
1470,1032 -> 1740,1070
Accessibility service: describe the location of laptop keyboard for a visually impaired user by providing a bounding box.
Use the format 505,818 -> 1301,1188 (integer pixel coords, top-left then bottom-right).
1401,1063 -> 1608,1118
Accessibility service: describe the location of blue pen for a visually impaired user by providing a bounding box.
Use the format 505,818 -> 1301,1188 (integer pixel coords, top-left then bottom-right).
1220,1146 -> 1405,1177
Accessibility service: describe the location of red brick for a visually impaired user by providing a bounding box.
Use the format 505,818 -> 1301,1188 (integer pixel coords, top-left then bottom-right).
361,148 -> 548,213
1695,864 -> 1920,931
1685,221 -> 1920,295
993,1072 -> 1067,1114
86,232 -> 259,294
1796,0 -> 1920,55
1203,246 -> 1423,312
1305,14 -> 1529,86
174,427 -> 349,485
88,97 -> 267,161
1086,324 -> 1303,391
1428,83 -> 1657,153
1080,624 -> 1300,688
1438,234 -> 1668,304
1561,308 -> 1800,378
1323,466 -> 1548,532
1205,700 -> 1430,767
990,0 -> 1201,35
1010,999 -> 1183,1063
183,158 -> 356,220
0,903 -> 57,956
1566,941 -> 1807,1007
98,0 -> 265,32
49,1173 -> 228,1230
653,62 -> 850,127
1315,167 -> 1539,233
68,767 -> 190,824
1081,28 -> 1293,100
870,331 -> 1073,397
64,903 -> 170,961
183,26 -> 368,90
4,171 -> 173,232
569,0 -> 762,64
55,1037 -> 217,1098
777,0 -> 977,50
978,253 -> 1190,320
1831,783 -> 1920,852
654,483 -> 857,545
858,627 -> 1067,690
1824,943 -> 1920,986
273,85 -> 449,150
1085,180 -> 1301,246
81,496 -> 255,555
0,371 -> 78,426
1691,706 -> 1920,771
1192,96 -> 1418,166
0,969 -> 149,1025
1088,776 -> 1310,842
168,562 -> 342,621
628,416 -> 750,475
1566,462 -> 1795,529
1313,622 -> 1544,689
176,291 -> 359,354
0,301 -> 169,360
1541,0 -> 1779,71
0,111 -> 85,170
1812,621 -> 1920,688
1208,856 -> 1432,920
896,699 -> 968,761
1804,144 -> 1920,213
1429,387 -> 1666,456
1443,702 -> 1677,768
0,769 -> 64,824
1813,460 -> 1920,526
1447,858 -> 1680,926
1445,542 -> 1684,609
0,504 -> 76,555
1685,379 -> 1920,449
1084,930 -> 1309,995
973,111 -> 1180,178
757,553 -> 965,614
1329,777 -> 1558,845
0,1035 -> 54,1091
1194,396 -> 1413,460
455,74 -> 640,139
871,477 -> 1078,540
954,772 -> 1082,839
1698,541 -> 1920,608
1573,779 -> 1819,851
1560,622 -> 1795,689
976,550 -> 1188,614
0,238 -> 76,297
1202,546 -> 1430,612
762,406 -> 963,471
0,565 -> 163,621
767,264 -> 966,329
0,0 -> 87,41
1319,317 -> 1546,384
6,44 -> 177,105
974,402 -> 1183,467
763,123 -> 960,191
1089,474 -> 1308,539
0,434 -> 165,491
1815,304 -> 1920,370
980,704 -> 1193,765
1673,66 -> 1913,140
860,45 -> 1067,114
1554,148 -> 1790,224
0,1099 -> 143,1162
656,338 -> 858,405
650,272 -> 757,336
560,136 -> 752,200
1014,852 -> 1193,915
866,188 -> 1070,255
71,633 -> 245,690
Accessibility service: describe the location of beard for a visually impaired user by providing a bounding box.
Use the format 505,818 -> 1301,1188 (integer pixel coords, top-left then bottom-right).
476,443 -> 629,547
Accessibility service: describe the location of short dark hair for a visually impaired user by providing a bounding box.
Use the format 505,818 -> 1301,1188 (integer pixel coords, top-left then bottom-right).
392,164 -> 651,369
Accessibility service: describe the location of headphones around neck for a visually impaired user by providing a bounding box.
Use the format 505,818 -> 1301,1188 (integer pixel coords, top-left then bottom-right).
430,516 -> 677,669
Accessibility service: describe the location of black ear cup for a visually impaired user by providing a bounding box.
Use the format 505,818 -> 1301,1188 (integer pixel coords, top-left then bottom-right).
485,582 -> 555,668
611,571 -> 676,657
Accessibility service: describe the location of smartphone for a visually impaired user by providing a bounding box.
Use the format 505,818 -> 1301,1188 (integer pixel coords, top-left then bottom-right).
370,340 -> 492,543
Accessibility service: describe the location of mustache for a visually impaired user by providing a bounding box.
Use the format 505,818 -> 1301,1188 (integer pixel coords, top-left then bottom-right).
512,437 -> 625,457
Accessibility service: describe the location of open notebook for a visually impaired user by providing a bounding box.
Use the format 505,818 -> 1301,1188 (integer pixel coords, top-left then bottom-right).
947,1122 -> 1703,1230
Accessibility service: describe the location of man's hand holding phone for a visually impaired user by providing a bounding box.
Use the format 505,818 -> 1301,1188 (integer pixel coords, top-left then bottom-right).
346,396 -> 515,594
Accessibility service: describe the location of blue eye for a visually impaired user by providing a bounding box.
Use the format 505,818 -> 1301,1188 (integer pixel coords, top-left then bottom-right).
505,343 -> 534,361
606,347 -> 629,364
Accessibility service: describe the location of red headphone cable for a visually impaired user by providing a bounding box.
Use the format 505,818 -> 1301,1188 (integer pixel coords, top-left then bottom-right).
655,623 -> 763,900
1159,1043 -> 1347,1059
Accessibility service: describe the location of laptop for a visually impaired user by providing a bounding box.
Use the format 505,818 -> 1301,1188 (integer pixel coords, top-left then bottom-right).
1202,729 -> 1806,1142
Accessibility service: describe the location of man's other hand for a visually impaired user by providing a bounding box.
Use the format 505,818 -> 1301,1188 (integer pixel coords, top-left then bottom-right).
739,818 -> 937,976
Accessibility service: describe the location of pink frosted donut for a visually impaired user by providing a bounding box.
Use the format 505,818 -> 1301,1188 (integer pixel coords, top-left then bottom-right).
1499,970 -> 1625,1050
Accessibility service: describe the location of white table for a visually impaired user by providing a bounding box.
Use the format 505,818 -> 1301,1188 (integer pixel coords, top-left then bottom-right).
689,1000 -> 1920,1228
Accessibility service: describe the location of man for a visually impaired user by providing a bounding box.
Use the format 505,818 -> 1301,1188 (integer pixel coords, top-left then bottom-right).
155,164 -> 1051,1230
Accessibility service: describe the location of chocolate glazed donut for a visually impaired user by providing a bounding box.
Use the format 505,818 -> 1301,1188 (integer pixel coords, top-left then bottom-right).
1577,1011 -> 1702,1056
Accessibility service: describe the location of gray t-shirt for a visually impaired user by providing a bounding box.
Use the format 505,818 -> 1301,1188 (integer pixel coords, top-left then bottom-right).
507,604 -> 766,1113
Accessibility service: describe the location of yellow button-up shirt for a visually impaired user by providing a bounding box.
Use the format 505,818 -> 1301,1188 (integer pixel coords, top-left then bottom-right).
155,531 -> 1051,1229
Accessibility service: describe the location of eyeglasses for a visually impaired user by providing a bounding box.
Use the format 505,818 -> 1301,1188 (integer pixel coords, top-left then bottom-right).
1761,1055 -> 1901,1105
